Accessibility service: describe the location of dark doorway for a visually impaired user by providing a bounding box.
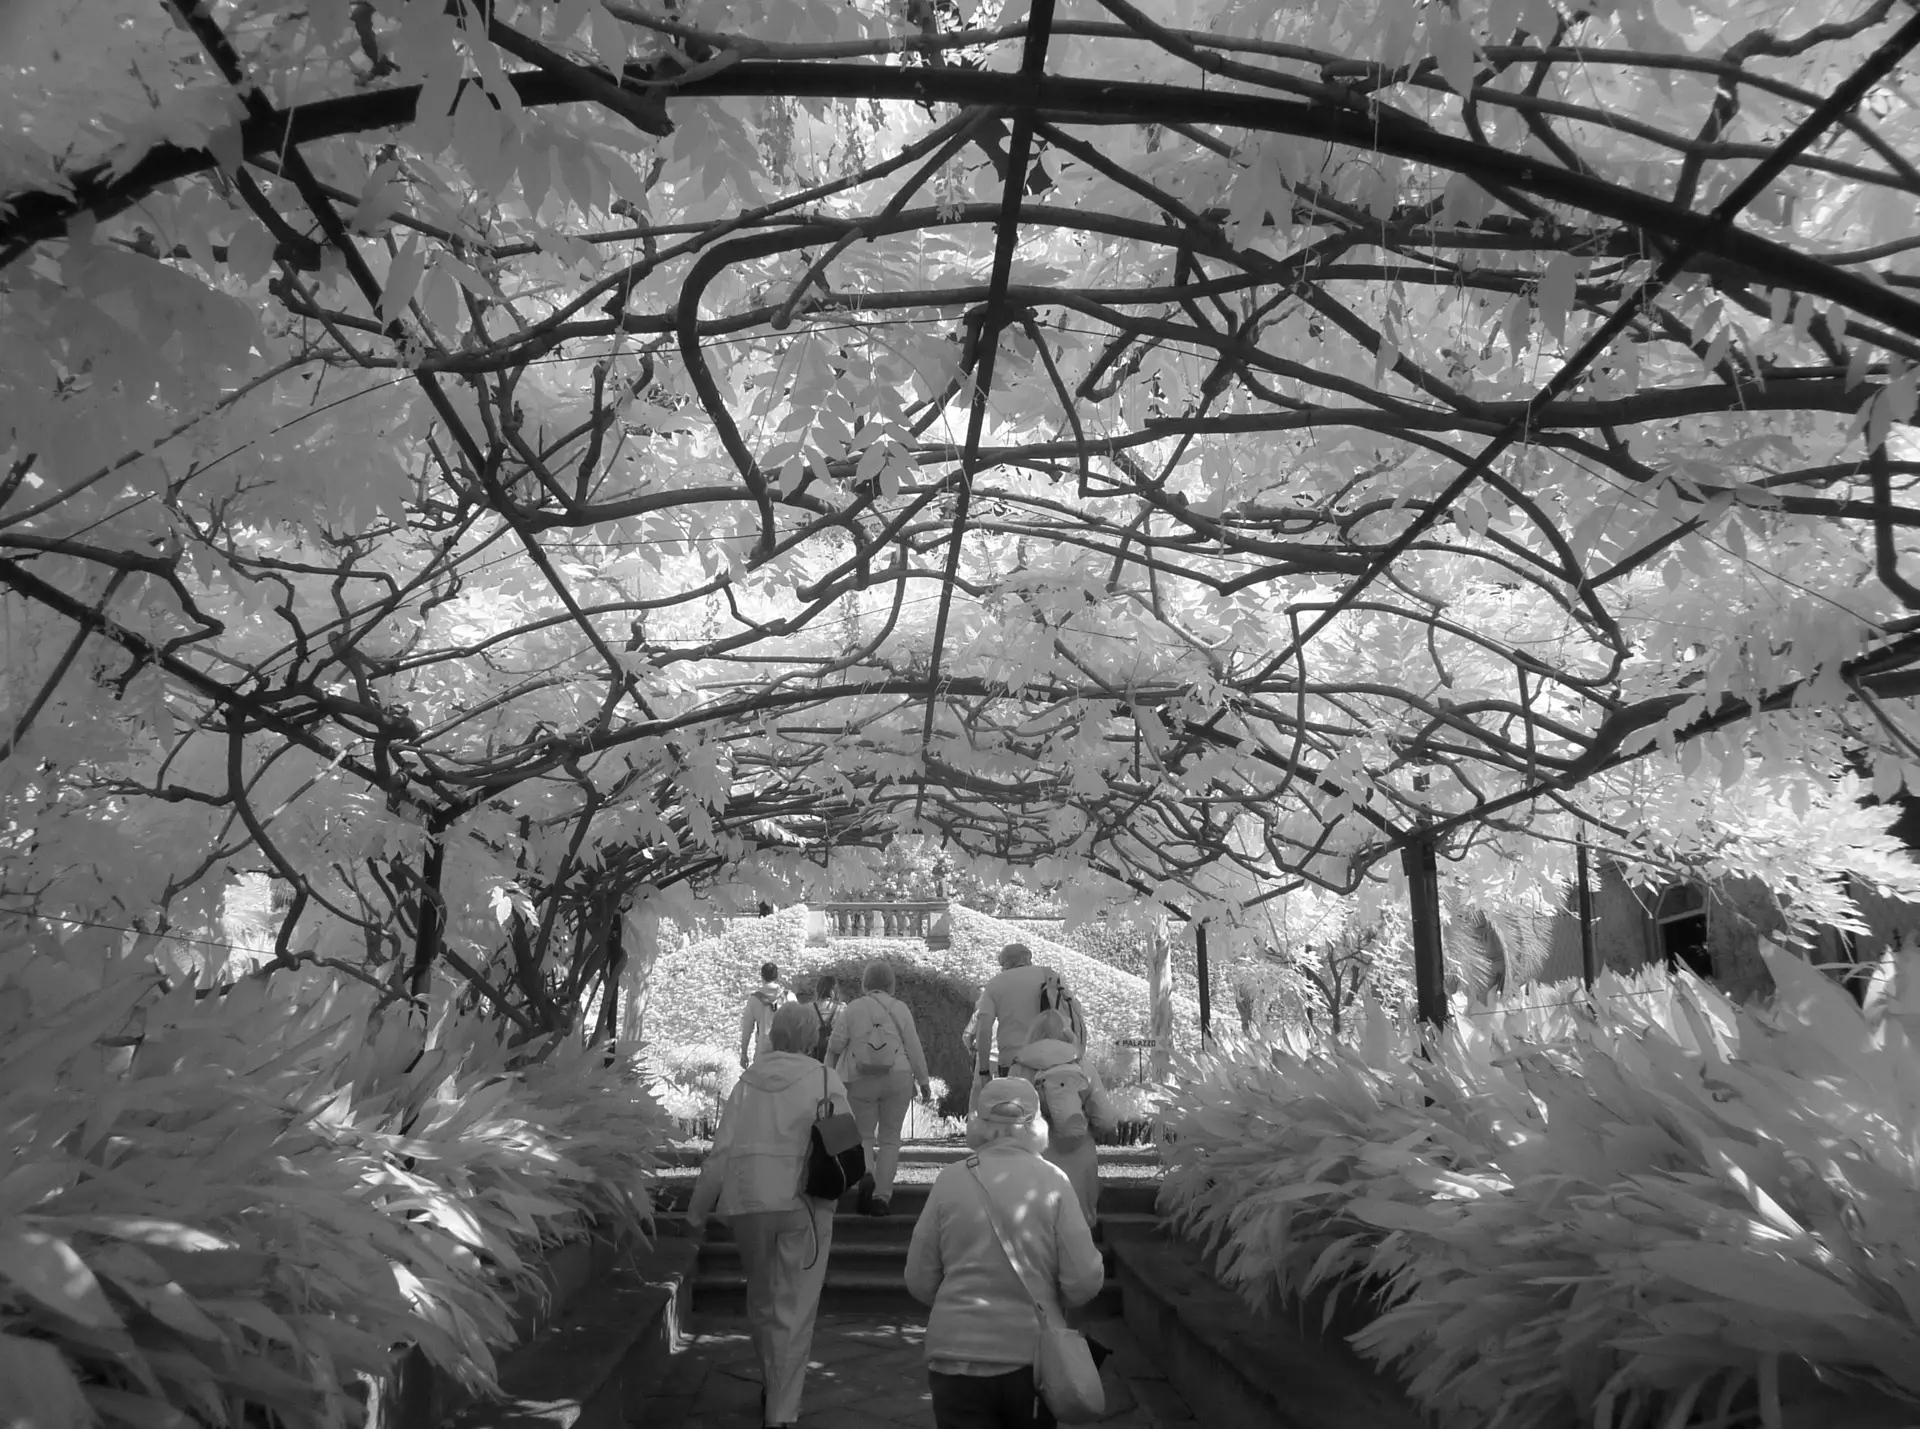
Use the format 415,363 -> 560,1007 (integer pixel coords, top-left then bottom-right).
1654,885 -> 1712,979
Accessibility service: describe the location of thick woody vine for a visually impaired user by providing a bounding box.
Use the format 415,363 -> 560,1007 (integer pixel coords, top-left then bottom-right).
4,0 -> 1920,1032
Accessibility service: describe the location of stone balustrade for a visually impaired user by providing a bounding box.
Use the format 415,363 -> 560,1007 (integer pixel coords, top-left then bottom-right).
807,901 -> 952,948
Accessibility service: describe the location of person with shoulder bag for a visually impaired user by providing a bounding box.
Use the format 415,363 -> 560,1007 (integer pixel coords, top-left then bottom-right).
905,1079 -> 1107,1428
688,1002 -> 853,1429
826,959 -> 932,1216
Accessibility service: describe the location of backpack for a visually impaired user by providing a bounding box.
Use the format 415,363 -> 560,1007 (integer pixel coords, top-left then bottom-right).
808,1001 -> 837,1062
851,995 -> 907,1077
1037,969 -> 1086,1052
1024,1062 -> 1092,1149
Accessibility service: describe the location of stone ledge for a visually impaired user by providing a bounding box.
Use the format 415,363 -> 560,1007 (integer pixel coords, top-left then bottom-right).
1109,1228 -> 1421,1429
444,1236 -> 698,1429
377,1232 -> 608,1428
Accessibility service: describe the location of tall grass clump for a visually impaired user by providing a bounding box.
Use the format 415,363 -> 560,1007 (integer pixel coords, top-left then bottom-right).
1159,947 -> 1920,1428
0,923 -> 668,1428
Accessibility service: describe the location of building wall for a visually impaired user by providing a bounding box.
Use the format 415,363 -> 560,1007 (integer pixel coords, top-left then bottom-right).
1701,876 -> 1788,1003
1523,865 -> 1920,1003
1534,863 -> 1657,984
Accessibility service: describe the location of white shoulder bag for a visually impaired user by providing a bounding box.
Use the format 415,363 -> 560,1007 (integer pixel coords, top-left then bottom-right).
963,1156 -> 1105,1423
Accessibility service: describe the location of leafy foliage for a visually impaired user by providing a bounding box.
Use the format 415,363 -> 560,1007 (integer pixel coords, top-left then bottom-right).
3,0 -> 1920,1041
1160,948 -> 1920,1427
0,923 -> 666,1429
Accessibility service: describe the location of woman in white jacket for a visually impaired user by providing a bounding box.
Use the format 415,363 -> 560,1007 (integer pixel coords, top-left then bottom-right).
905,1078 -> 1105,1429
826,960 -> 931,1216
688,1001 -> 852,1429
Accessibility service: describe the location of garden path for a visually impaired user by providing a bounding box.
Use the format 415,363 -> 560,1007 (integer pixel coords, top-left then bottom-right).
630,1308 -> 1196,1428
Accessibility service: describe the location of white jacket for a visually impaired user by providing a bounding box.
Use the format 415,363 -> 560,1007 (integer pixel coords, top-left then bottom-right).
687,1051 -> 851,1223
905,1144 -> 1104,1366
738,981 -> 788,1065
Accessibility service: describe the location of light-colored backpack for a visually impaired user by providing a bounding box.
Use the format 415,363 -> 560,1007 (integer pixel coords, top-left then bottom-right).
851,995 -> 907,1077
1036,969 -> 1087,1052
1018,1060 -> 1092,1148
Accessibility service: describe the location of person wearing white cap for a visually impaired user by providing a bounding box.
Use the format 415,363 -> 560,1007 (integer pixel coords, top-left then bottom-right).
905,1077 -> 1106,1428
688,1000 -> 851,1429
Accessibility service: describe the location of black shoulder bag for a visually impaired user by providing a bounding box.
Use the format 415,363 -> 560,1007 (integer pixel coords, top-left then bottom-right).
804,1063 -> 866,1200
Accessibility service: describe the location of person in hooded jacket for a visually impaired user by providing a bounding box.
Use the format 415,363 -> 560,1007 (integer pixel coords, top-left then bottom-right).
1008,1009 -> 1116,1228
738,960 -> 789,1069
689,1001 -> 851,1429
905,1078 -> 1105,1428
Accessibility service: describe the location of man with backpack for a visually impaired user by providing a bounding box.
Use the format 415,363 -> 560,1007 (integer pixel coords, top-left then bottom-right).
1009,1007 -> 1115,1227
964,943 -> 1085,1086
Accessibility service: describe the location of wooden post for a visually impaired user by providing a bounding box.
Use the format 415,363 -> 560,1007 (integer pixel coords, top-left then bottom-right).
1195,920 -> 1213,1044
406,831 -> 447,1005
1576,832 -> 1598,990
1402,833 -> 1447,1026
597,909 -> 625,1062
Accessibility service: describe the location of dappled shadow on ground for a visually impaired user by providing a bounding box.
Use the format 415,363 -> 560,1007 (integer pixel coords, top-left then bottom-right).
637,1310 -> 1185,1428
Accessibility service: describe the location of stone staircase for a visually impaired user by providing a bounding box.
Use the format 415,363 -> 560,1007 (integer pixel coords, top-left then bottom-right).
653,1144 -> 1161,1315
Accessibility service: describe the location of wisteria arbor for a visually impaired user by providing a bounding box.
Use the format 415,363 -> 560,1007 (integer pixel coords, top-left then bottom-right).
5,0 -> 1920,1032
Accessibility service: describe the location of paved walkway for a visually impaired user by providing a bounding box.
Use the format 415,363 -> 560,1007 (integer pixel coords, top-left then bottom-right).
633,1310 -> 1196,1428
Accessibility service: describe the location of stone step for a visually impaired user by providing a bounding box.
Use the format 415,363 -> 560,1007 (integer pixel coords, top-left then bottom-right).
685,1213 -> 1160,1266
658,1207 -> 1161,1243
691,1264 -> 1127,1318
656,1141 -> 1165,1170
655,1178 -> 1161,1220
657,1211 -> 916,1245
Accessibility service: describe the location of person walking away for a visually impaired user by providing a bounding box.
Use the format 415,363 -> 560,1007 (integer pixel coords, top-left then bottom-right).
905,1078 -> 1105,1428
807,973 -> 841,1063
1009,1010 -> 1116,1229
739,961 -> 789,1069
688,1002 -> 851,1429
827,959 -> 932,1215
965,944 -> 1066,1093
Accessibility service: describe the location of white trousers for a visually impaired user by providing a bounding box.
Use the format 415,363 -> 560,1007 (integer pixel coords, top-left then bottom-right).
847,1067 -> 915,1197
732,1200 -> 835,1425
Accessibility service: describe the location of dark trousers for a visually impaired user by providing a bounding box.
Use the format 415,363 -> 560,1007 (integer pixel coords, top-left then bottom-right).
928,1366 -> 1055,1429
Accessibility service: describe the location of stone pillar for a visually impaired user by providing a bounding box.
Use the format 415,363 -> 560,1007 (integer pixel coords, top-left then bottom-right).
1148,912 -> 1173,1080
621,904 -> 663,1048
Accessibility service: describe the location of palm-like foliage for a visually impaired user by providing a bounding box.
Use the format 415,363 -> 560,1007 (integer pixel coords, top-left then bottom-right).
1161,949 -> 1920,1427
0,929 -> 667,1429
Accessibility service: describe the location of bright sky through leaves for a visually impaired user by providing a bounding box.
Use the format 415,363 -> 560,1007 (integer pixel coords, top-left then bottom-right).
4,0 -> 1920,990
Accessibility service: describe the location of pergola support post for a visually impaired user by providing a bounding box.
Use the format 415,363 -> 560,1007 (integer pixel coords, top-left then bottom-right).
1403,832 -> 1447,1026
1576,832 -> 1598,990
406,830 -> 447,1006
1195,920 -> 1212,1046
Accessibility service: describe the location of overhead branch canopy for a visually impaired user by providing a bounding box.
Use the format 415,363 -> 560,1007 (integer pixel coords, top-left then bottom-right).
5,0 -> 1920,990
